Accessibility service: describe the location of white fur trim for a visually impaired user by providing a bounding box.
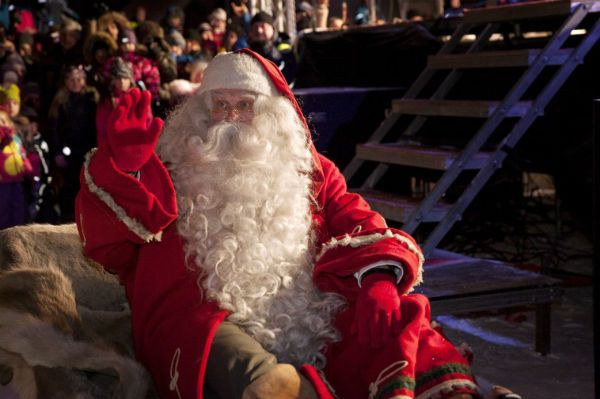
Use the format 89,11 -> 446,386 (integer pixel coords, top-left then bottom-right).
354,260 -> 404,288
198,52 -> 278,97
83,149 -> 163,243
317,229 -> 424,288
416,379 -> 480,399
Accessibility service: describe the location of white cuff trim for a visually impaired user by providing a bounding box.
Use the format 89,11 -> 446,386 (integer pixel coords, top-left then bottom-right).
354,261 -> 404,288
84,149 -> 163,243
317,229 -> 424,287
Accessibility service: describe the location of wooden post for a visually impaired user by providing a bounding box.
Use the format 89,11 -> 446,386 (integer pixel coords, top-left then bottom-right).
368,0 -> 377,24
285,0 -> 297,40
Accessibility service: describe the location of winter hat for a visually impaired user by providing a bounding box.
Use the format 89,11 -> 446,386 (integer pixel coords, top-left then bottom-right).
209,8 -> 227,23
250,11 -> 274,27
109,57 -> 134,82
198,22 -> 212,33
166,6 -> 185,21
167,30 -> 186,48
118,29 -> 137,45
0,84 -> 21,105
198,49 -> 325,192
198,51 -> 278,97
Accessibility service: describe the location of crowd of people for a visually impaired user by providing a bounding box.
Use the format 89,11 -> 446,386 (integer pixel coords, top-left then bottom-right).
0,1 -> 350,230
0,0 -> 474,231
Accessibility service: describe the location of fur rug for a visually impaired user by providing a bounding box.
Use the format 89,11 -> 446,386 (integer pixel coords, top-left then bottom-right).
0,223 -> 152,398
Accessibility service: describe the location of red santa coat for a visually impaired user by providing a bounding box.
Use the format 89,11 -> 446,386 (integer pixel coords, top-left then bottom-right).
76,49 -> 478,399
76,148 -> 478,399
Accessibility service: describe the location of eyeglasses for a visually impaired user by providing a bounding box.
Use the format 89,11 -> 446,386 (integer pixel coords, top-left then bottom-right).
210,95 -> 256,123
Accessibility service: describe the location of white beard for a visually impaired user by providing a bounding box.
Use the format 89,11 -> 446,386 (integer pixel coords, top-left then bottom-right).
158,94 -> 346,367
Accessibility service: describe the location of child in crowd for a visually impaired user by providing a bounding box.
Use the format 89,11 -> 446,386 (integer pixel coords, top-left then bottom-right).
96,57 -> 136,147
0,84 -> 21,119
0,110 -> 31,229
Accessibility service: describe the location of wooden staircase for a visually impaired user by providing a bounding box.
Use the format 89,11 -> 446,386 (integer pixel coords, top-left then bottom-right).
344,0 -> 600,256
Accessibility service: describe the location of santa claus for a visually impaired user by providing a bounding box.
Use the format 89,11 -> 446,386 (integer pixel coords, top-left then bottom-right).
76,49 -> 502,399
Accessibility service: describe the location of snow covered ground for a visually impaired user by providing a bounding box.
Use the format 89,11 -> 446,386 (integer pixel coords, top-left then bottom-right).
439,286 -> 594,398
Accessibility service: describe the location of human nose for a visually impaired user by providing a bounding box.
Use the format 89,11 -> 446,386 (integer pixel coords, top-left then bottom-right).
223,108 -> 242,122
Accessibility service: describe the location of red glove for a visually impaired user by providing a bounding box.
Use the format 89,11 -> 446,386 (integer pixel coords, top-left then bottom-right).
106,88 -> 164,172
352,272 -> 402,348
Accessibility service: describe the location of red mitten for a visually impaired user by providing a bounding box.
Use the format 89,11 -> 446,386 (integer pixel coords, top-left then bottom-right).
352,272 -> 402,348
106,88 -> 164,172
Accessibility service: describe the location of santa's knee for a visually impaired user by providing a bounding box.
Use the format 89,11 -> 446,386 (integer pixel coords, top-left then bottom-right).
242,364 -> 318,399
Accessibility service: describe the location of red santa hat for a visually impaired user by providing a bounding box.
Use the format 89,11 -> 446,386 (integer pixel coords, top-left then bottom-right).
198,49 -> 325,194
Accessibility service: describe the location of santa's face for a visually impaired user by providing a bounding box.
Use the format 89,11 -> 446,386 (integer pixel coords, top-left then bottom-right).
209,89 -> 257,125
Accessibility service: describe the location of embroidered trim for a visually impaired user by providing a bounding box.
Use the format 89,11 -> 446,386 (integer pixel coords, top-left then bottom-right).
416,363 -> 473,387
84,149 -> 163,243
375,375 -> 415,399
369,360 -> 409,399
317,229 -> 424,286
169,347 -> 182,399
415,379 -> 480,399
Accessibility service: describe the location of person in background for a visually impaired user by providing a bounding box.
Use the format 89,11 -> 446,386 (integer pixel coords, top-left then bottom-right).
136,20 -> 177,110
0,83 -> 20,119
184,28 -> 204,60
229,0 -> 251,34
248,11 -> 297,84
103,28 -> 161,104
198,22 -> 218,58
296,1 -> 314,31
83,31 -> 118,95
223,24 -> 248,52
208,8 -> 228,51
130,5 -> 147,30
187,58 -> 209,84
163,6 -> 185,39
48,64 -> 98,222
95,57 -> 135,148
98,11 -> 131,42
0,109 -> 31,229
40,17 -> 84,110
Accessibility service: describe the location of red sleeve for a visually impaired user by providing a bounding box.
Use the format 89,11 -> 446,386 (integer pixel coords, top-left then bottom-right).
75,147 -> 177,282
312,155 -> 424,301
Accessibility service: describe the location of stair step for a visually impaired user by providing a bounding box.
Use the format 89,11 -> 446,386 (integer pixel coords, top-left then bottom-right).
392,99 -> 531,117
356,143 -> 491,170
354,189 -> 451,223
428,49 -> 572,69
463,0 -> 572,24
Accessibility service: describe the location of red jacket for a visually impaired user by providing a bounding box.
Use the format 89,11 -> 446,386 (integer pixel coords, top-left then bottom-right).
76,146 -> 424,398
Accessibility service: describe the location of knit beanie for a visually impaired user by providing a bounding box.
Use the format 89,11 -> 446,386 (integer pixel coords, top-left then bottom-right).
0,84 -> 21,105
209,8 -> 227,22
119,29 -> 137,45
109,57 -> 134,82
250,11 -> 274,27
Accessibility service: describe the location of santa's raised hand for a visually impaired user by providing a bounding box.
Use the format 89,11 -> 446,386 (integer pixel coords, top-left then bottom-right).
106,88 -> 164,172
353,272 -> 402,348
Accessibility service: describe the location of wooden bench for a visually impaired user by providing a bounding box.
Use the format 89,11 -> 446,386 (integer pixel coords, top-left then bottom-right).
415,250 -> 563,355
